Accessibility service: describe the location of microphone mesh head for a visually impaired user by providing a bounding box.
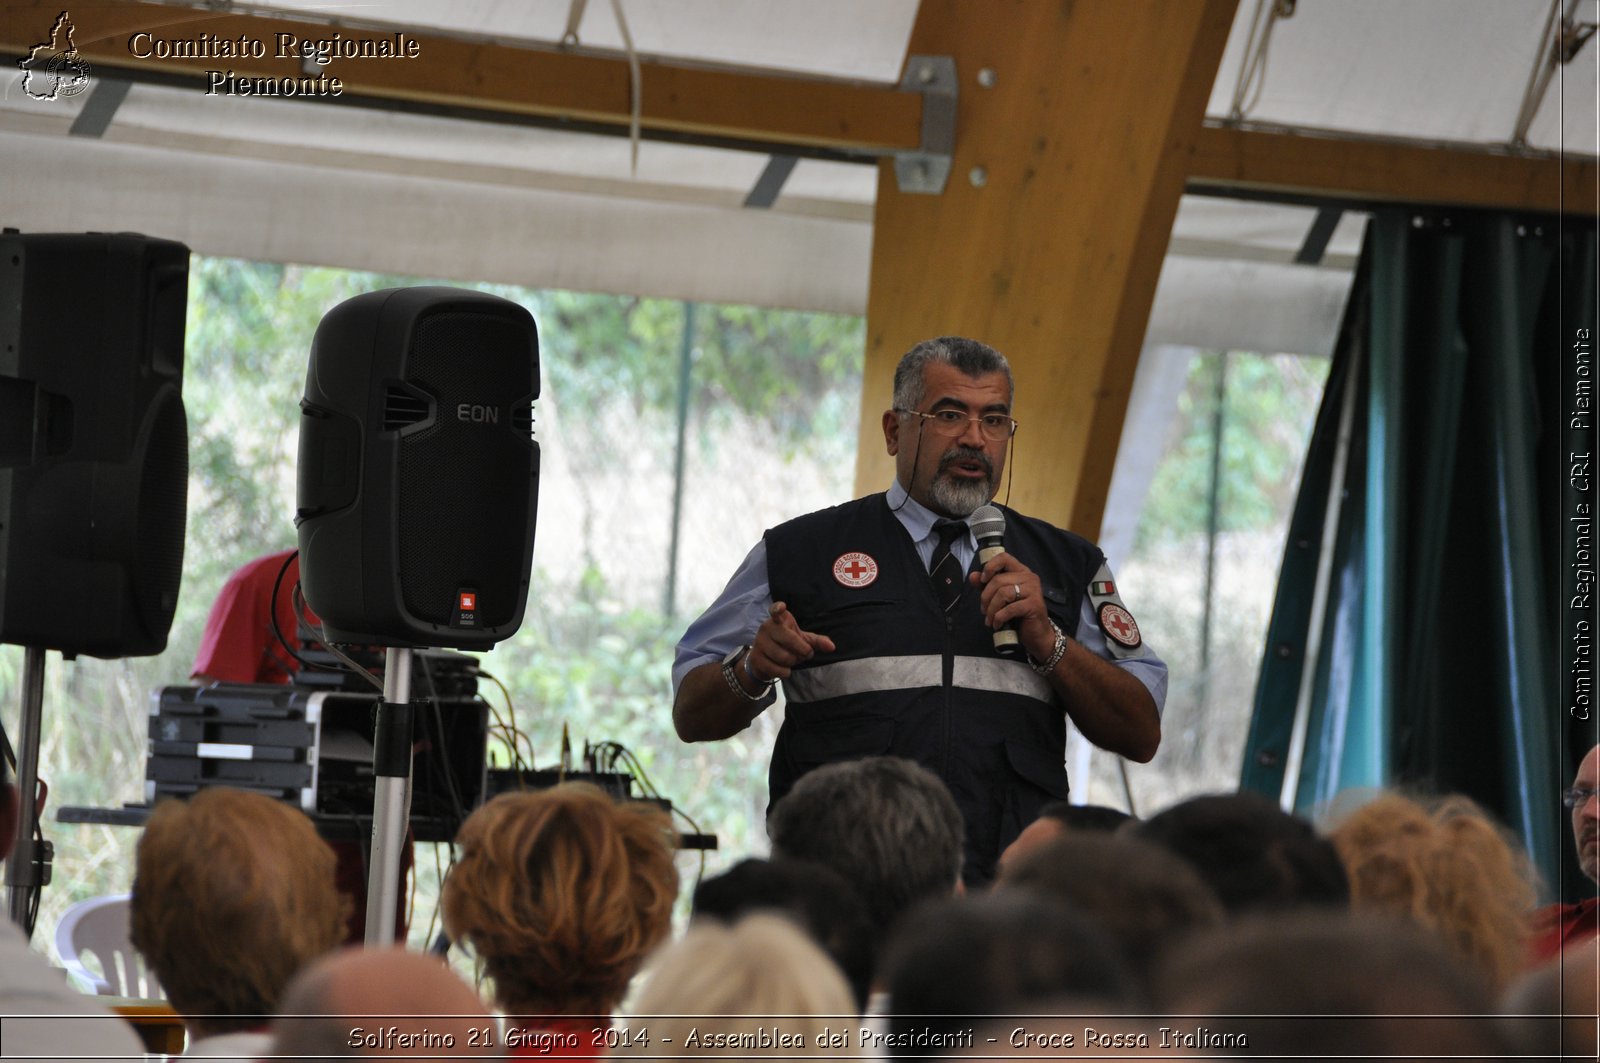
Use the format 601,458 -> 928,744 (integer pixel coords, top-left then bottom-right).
970,504 -> 1006,541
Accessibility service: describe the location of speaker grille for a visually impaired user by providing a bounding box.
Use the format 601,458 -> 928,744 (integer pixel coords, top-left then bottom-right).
397,309 -> 535,629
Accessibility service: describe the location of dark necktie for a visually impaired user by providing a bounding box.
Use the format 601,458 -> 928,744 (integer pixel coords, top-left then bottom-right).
929,519 -> 967,612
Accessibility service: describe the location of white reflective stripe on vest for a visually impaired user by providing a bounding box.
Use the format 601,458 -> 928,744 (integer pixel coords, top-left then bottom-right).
782,654 -> 1054,705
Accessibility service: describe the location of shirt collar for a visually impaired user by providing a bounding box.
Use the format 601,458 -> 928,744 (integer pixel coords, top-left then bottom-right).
887,478 -> 969,544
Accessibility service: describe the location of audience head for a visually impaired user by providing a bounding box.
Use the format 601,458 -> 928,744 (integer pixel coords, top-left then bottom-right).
130,788 -> 345,1035
1328,791 -> 1537,991
767,756 -> 963,947
442,783 -> 678,1018
630,914 -> 855,1055
995,832 -> 1225,987
1129,791 -> 1349,914
272,947 -> 498,1059
1154,910 -> 1508,1060
882,892 -> 1139,1055
1568,743 -> 1600,884
1501,943 -> 1600,1060
996,801 -> 1133,876
692,857 -> 874,1011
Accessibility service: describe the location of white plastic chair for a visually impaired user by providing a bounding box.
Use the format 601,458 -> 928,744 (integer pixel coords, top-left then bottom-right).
53,893 -> 165,1000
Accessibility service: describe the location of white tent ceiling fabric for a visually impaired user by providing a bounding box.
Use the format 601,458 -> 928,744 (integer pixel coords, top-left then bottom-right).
0,131 -> 874,313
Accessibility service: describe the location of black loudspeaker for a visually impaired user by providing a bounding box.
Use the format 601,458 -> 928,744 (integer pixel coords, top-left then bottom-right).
296,287 -> 539,649
0,231 -> 190,658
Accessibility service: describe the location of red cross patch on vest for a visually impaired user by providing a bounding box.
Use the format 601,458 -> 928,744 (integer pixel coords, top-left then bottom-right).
832,552 -> 879,588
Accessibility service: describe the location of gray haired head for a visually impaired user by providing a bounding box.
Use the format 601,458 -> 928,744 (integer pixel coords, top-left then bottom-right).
768,756 -> 964,950
892,336 -> 1014,412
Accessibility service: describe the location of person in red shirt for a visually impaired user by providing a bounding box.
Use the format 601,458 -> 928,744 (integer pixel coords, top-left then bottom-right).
190,548 -> 410,944
1527,743 -> 1600,963
191,550 -> 307,684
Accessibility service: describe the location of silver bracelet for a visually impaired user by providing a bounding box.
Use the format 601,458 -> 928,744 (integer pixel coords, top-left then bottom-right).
1031,620 -> 1069,675
722,646 -> 772,702
744,649 -> 768,689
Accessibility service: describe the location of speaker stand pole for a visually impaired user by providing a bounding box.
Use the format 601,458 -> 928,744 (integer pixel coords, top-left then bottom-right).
5,647 -> 47,932
364,646 -> 413,946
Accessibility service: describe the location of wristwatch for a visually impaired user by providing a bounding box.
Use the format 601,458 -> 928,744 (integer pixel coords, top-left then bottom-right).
722,645 -> 773,701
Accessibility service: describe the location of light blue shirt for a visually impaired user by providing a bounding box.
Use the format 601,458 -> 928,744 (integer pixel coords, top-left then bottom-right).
672,480 -> 1168,713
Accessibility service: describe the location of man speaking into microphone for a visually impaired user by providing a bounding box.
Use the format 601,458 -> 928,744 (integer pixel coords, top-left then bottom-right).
672,336 -> 1165,885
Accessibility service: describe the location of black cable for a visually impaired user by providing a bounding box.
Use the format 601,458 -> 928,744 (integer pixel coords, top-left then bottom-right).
887,419 -> 923,514
269,552 -> 388,693
599,740 -> 712,899
477,669 -> 533,773
417,657 -> 471,830
0,718 -> 16,774
267,551 -> 326,676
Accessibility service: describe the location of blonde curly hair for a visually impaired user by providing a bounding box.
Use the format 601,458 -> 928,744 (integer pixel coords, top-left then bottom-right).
442,783 -> 678,1016
1329,792 -> 1537,991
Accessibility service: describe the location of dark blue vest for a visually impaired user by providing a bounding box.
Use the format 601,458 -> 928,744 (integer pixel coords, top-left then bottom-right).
764,493 -> 1104,884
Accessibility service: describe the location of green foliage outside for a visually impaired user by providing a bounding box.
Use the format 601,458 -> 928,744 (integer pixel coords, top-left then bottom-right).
1102,348 -> 1331,815
1137,351 -> 1331,547
2,255 -> 863,950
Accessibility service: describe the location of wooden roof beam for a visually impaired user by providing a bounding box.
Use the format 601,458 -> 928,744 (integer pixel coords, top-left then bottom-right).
1189,123 -> 1598,216
0,0 -> 923,156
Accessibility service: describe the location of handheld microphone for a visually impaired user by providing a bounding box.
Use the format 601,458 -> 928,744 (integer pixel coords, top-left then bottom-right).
970,504 -> 1024,659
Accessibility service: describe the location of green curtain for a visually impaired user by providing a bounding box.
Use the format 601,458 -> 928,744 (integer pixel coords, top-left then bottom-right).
1242,208 -> 1598,897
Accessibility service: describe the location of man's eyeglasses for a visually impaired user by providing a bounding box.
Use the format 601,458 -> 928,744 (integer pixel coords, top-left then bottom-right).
1562,786 -> 1599,809
897,408 -> 1019,442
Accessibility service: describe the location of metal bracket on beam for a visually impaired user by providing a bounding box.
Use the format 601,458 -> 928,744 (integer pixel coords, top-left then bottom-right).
894,55 -> 956,194
69,78 -> 131,138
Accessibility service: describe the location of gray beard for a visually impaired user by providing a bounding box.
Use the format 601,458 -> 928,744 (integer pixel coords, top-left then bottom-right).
928,473 -> 996,517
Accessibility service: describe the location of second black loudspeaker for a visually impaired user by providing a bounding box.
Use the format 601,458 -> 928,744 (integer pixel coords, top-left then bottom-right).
0,230 -> 190,658
296,287 -> 538,649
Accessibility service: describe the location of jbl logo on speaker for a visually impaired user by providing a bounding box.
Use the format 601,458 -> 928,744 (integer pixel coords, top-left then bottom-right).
296,288 -> 539,649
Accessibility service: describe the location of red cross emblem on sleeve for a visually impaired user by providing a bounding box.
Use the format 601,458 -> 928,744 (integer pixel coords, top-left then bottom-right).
1098,601 -> 1142,649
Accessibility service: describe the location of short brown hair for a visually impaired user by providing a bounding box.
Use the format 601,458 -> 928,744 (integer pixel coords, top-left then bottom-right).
130,788 -> 344,1033
442,784 -> 678,1016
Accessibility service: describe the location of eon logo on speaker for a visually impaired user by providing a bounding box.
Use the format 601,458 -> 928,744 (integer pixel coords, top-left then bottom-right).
457,403 -> 499,423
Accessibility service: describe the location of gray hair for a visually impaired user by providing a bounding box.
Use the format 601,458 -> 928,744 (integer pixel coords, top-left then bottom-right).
892,336 -> 1014,412
768,756 -> 964,943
